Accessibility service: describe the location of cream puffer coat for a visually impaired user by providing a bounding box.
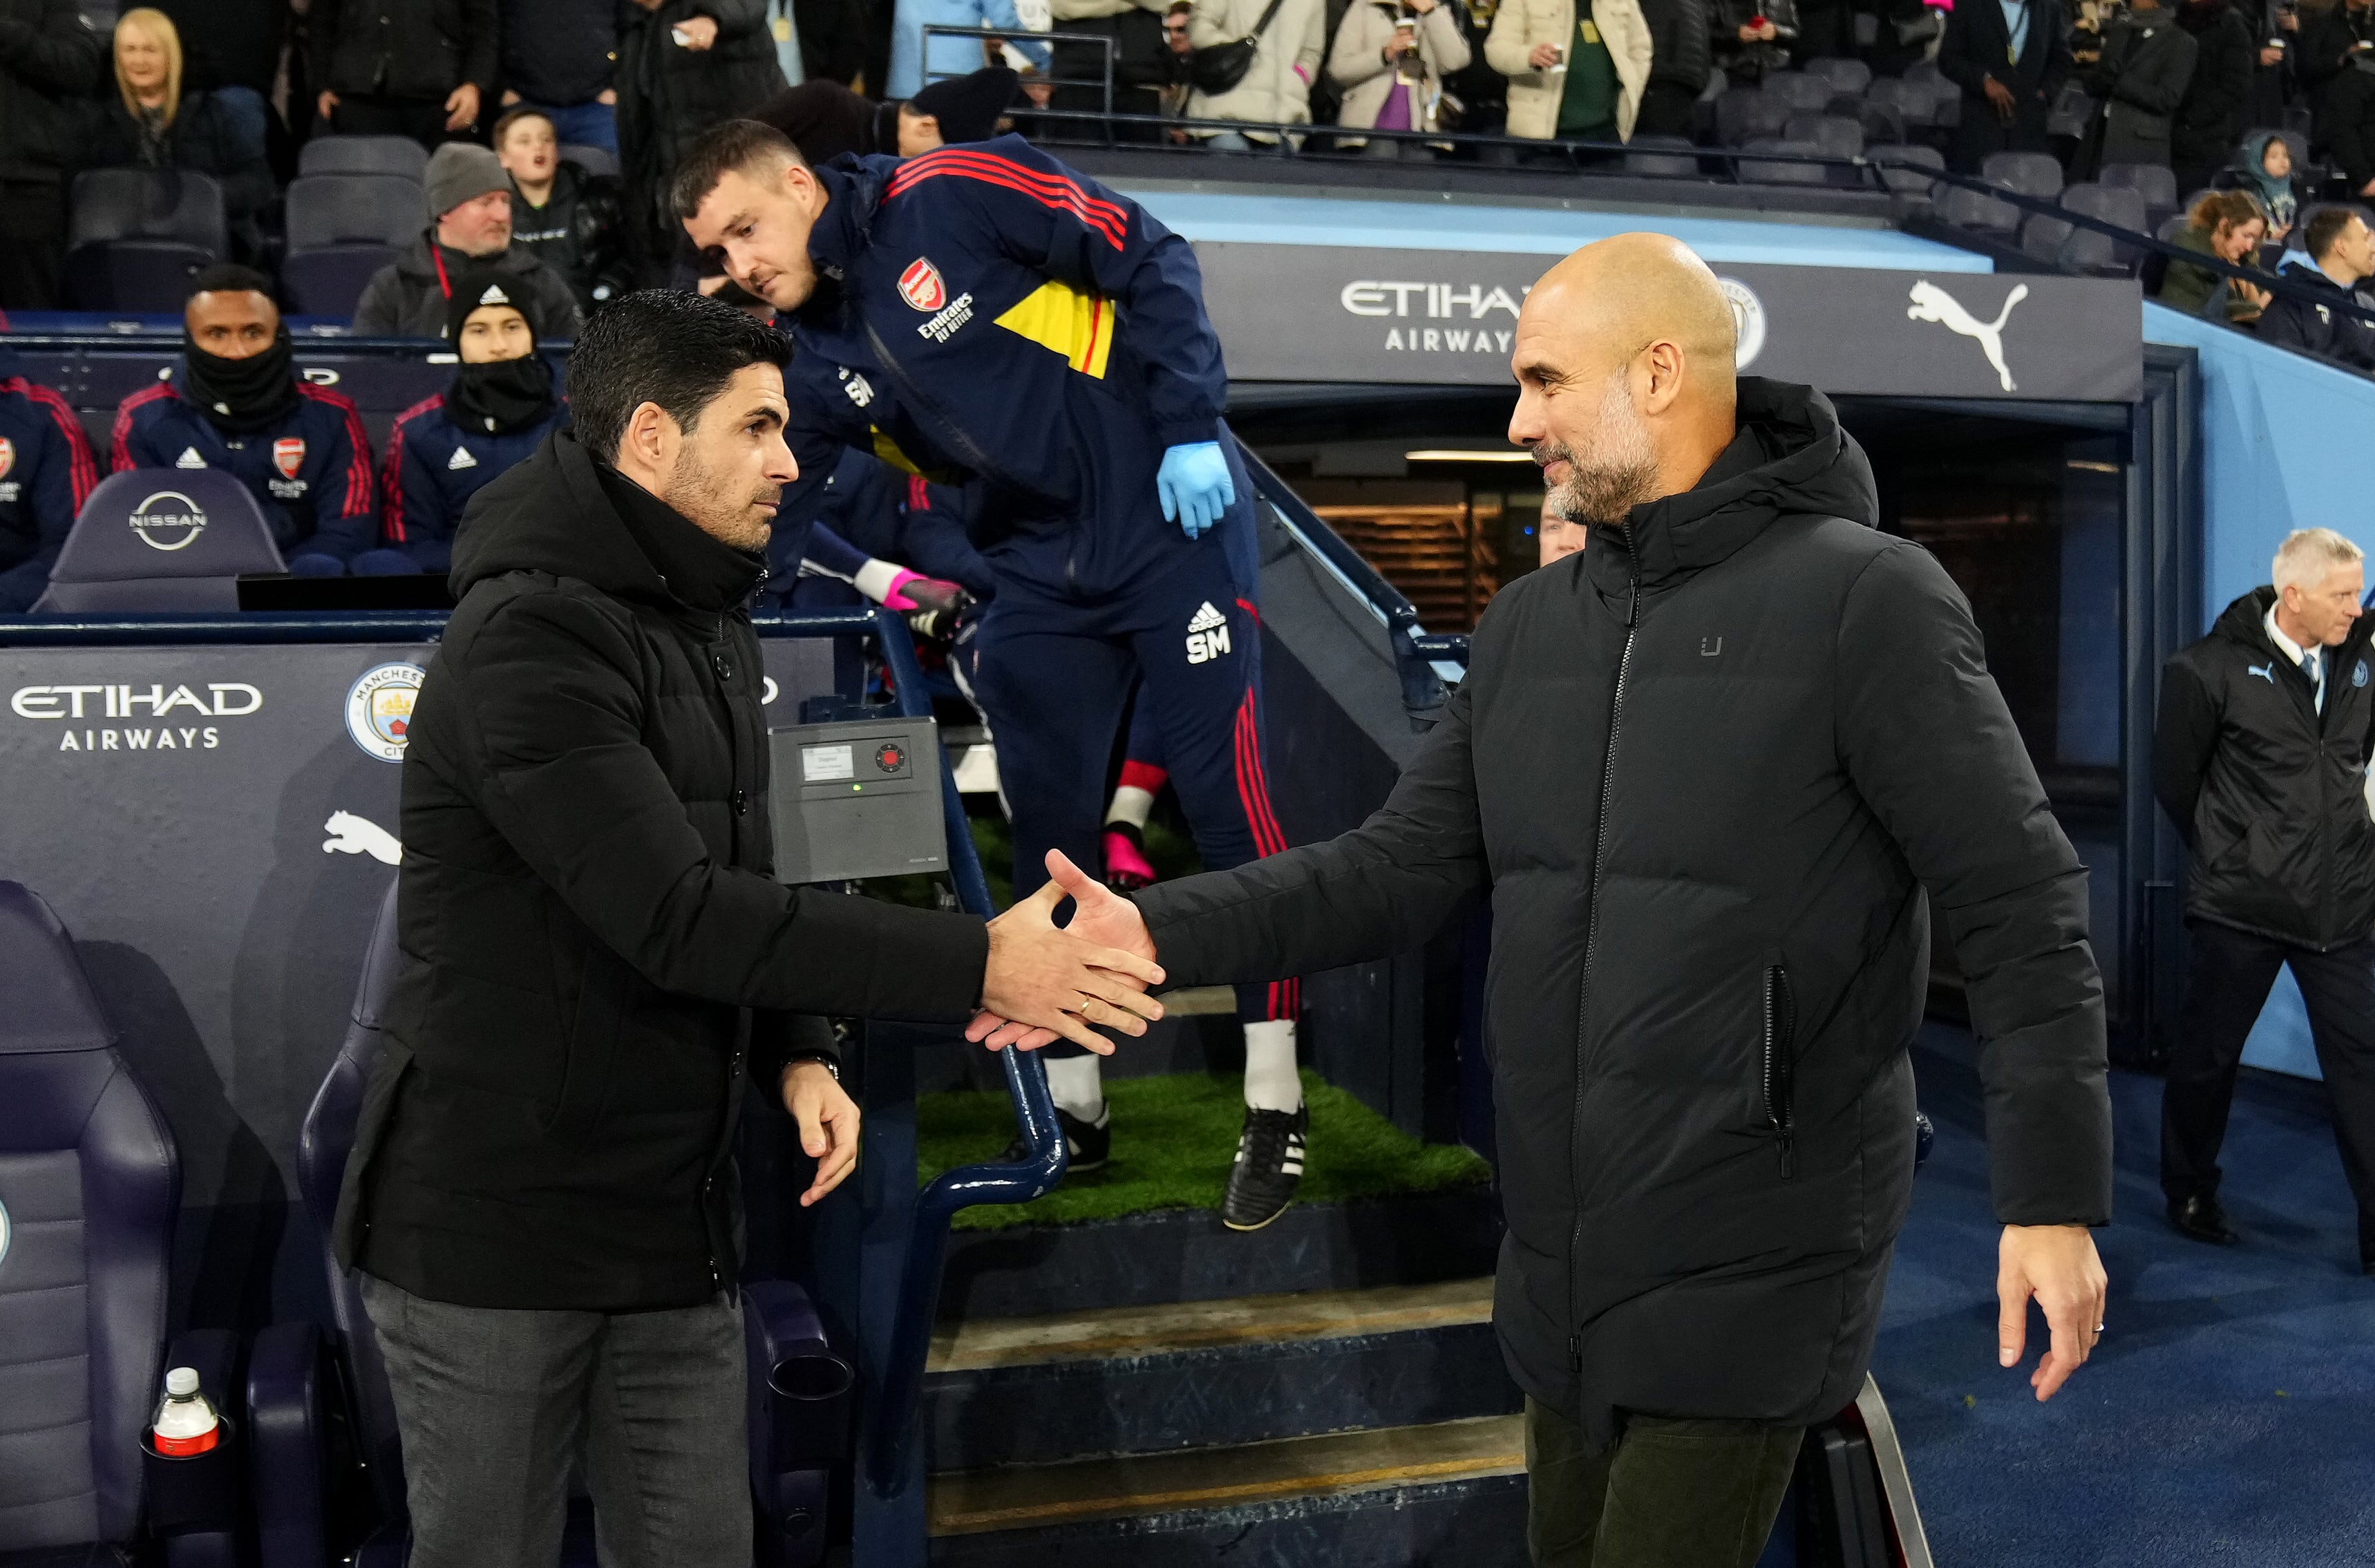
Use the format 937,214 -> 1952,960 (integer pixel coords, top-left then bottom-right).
1329,0 -> 1473,131
1484,0 -> 1651,140
1186,0 -> 1328,140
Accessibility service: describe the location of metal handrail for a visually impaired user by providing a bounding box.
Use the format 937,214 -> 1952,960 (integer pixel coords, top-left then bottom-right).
922,23 -> 1109,113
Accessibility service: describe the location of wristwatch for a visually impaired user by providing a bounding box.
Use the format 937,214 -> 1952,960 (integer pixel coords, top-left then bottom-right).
782,1053 -> 842,1083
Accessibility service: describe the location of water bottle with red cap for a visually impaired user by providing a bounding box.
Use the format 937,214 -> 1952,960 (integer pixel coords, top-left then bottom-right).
151,1367 -> 221,1456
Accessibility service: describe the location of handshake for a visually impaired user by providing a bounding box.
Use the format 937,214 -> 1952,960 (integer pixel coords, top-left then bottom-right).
972,850 -> 1165,1052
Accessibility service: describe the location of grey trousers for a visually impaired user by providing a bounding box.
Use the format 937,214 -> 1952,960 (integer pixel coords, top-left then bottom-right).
359,1273 -> 751,1568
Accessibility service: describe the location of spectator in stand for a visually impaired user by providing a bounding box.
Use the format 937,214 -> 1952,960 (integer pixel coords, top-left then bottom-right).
2258,204 -> 2375,364
495,108 -> 632,314
1153,0 -> 1200,126
1484,0 -> 1651,145
310,0 -> 495,145
367,270 -> 567,576
354,142 -> 584,338
2298,0 -> 2375,113
0,339 -> 100,611
1708,0 -> 1797,88
2157,187 -> 2273,320
1186,0 -> 1327,149
2228,129 -> 2302,238
1634,0 -> 1707,136
497,0 -> 621,158
752,67 -> 1021,160
2076,0 -> 2198,179
2318,50 -> 2375,193
2171,0 -> 2258,195
113,265 -> 376,574
0,0 -> 107,311
1537,494 -> 1584,566
616,0 -> 788,271
1048,0 -> 1172,135
889,0 -> 1048,99
2244,0 -> 2300,129
80,10 -> 274,265
1938,0 -> 2074,171
1330,0 -> 1473,158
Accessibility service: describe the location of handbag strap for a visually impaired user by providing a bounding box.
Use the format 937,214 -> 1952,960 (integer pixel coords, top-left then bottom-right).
1237,0 -> 1290,46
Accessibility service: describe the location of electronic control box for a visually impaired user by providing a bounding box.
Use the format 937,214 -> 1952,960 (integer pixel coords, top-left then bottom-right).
768,716 -> 949,884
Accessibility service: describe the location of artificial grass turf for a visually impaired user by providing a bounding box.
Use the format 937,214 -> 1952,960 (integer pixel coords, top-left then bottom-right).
918,1068 -> 1493,1230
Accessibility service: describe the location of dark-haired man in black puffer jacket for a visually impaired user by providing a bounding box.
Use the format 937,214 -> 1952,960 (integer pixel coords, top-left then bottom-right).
972,234 -> 2116,1567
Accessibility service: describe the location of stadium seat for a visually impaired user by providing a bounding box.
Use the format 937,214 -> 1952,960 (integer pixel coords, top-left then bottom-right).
2061,181 -> 2149,265
1867,142 -> 1945,198
1803,56 -> 1873,97
1982,149 -> 2065,200
63,168 -> 227,312
2101,160 -> 2182,230
263,883 -> 853,1568
1855,99 -> 1906,147
1714,87 -> 1790,147
561,142 -> 622,180
1622,134 -> 1700,178
1739,137 -> 1830,186
299,134 -> 430,182
282,173 -> 427,318
2047,82 -> 2097,140
32,467 -> 287,612
0,881 -> 243,1562
1763,71 -> 1835,114
1864,76 -> 1933,131
1938,177 -> 2024,234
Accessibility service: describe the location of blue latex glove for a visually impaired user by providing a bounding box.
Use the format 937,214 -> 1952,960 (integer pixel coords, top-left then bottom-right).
1157,441 -> 1234,540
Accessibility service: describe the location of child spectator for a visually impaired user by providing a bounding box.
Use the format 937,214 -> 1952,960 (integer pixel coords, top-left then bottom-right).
2227,129 -> 2302,239
495,108 -> 632,314
353,142 -> 584,338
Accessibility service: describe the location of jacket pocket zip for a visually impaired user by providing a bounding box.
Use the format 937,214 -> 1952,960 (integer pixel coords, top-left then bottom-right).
1763,963 -> 1797,1180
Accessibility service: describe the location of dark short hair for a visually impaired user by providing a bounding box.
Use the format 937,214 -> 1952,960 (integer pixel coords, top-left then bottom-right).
492,106 -> 556,148
187,263 -> 275,303
2307,205 -> 2366,262
567,289 -> 791,464
670,119 -> 808,223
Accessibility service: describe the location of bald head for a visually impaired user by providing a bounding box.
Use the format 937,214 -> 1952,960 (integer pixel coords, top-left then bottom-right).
1508,234 -> 1743,530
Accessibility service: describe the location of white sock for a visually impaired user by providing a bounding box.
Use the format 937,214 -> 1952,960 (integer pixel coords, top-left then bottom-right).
1044,1054 -> 1106,1122
1105,784 -> 1157,830
1242,1020 -> 1302,1113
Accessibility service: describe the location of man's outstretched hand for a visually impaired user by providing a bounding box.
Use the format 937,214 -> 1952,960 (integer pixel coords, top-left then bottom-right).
970,851 -> 1159,1052
1998,1222 -> 2108,1401
978,852 -> 1165,1053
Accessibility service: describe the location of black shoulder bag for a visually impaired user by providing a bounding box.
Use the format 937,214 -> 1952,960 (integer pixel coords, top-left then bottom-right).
1191,0 -> 1293,94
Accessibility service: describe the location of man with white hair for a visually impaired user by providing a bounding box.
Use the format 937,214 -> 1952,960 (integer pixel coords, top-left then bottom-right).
2155,526 -> 2375,1272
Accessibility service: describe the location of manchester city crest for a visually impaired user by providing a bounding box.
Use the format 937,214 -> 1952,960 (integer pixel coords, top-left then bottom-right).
345,663 -> 424,762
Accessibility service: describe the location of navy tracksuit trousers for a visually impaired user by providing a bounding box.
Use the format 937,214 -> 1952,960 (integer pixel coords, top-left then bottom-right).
970,498 -> 1298,1050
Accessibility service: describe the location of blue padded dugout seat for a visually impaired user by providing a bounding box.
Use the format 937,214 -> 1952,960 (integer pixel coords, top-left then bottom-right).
32,469 -> 286,614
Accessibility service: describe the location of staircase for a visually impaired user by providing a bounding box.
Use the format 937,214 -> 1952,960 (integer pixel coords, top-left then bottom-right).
922,1189 -> 1527,1567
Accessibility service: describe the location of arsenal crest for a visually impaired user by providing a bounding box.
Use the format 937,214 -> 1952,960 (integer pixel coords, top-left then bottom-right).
272,437 -> 305,479
898,257 -> 947,313
0,437 -> 13,480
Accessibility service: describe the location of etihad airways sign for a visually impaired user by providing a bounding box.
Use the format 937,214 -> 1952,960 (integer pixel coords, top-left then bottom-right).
1191,242 -> 2141,402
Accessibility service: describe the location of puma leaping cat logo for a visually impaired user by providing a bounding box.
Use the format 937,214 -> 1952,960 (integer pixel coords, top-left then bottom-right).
323,810 -> 402,866
1906,280 -> 2029,393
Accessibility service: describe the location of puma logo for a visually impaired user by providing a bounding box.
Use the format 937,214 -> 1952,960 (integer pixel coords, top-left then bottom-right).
322,809 -> 402,865
2247,663 -> 2276,685
1906,280 -> 2029,393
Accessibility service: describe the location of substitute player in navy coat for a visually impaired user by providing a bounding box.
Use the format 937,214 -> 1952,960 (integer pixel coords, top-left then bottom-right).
676,124 -> 1309,1225
0,342 -> 99,610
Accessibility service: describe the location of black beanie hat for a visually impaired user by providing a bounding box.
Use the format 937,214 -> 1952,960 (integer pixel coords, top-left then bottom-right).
907,66 -> 1021,145
444,267 -> 548,344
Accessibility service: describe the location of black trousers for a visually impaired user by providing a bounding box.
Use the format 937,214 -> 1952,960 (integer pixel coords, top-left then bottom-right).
332,94 -> 456,149
2162,919 -> 2375,1260
0,180 -> 66,311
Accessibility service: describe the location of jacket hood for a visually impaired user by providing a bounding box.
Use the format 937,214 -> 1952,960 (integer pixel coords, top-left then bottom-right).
2230,131 -> 2294,206
1587,377 -> 1877,599
804,156 -> 900,283
449,429 -> 764,610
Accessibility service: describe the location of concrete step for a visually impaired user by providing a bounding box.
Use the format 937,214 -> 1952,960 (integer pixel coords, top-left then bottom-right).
925,1278 -> 1517,1470
925,1415 -> 1529,1568
939,1189 -> 1504,1321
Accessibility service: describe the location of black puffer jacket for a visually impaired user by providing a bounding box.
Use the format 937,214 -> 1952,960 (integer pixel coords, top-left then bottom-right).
0,0 -> 106,185
1641,0 -> 1710,93
309,0 -> 498,98
334,430 -> 990,1311
1135,380 -> 2114,1447
2155,587 -> 2375,950
2171,0 -> 2256,176
509,161 -> 636,312
618,0 -> 786,254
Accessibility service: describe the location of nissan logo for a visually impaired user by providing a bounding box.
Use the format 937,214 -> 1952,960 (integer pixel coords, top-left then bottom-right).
129,490 -> 207,551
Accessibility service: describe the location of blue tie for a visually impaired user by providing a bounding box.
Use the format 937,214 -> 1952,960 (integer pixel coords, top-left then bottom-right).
2306,650 -> 2325,713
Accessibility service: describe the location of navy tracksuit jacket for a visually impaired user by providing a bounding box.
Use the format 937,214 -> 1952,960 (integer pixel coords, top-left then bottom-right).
379,395 -> 568,574
0,350 -> 100,611
783,140 -> 1293,1026
112,374 -> 377,567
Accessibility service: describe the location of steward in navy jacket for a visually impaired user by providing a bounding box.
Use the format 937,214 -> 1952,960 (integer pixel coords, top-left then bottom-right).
113,377 -> 377,567
381,395 -> 568,574
780,139 -> 1232,598
0,346 -> 99,610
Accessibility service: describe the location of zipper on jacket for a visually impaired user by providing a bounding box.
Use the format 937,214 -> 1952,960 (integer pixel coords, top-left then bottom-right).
1762,963 -> 1797,1180
859,316 -> 1014,495
1569,551 -> 1640,1340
